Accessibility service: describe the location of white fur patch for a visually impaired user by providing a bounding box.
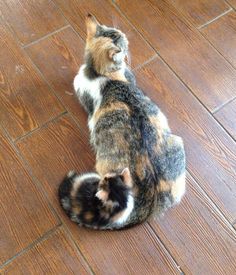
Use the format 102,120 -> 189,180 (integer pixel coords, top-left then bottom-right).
114,194 -> 134,226
171,172 -> 186,204
73,64 -> 107,132
75,173 -> 101,184
71,173 -> 101,198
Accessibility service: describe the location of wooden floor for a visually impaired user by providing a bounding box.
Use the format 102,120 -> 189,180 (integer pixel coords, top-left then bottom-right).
0,0 -> 236,274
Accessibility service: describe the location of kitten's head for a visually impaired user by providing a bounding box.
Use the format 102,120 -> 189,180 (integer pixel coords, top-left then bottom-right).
85,14 -> 128,76
96,168 -> 133,214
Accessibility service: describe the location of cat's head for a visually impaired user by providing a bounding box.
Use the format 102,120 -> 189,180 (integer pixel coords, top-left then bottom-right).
96,168 -> 133,216
85,14 -> 128,76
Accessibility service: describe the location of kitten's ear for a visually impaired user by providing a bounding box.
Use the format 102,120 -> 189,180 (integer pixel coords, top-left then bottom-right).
86,13 -> 99,39
121,167 -> 132,188
95,189 -> 108,202
108,46 -> 121,61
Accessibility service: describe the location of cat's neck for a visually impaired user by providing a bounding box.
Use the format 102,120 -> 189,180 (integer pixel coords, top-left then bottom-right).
84,61 -> 128,82
104,66 -> 128,82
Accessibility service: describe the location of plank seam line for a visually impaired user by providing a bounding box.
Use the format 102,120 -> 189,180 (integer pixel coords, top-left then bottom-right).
197,8 -> 233,30
23,44 -> 89,137
0,225 -> 62,269
113,0 -> 236,144
22,25 -> 70,49
2,123 -> 95,274
212,96 -> 236,114
200,29 -> 236,72
0,124 -> 62,232
14,111 -> 68,143
224,0 -> 236,11
187,169 -> 236,230
147,223 -> 184,274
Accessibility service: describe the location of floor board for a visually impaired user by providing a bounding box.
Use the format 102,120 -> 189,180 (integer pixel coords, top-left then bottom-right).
0,22 -> 64,140
135,58 -> 236,223
200,11 -> 236,68
2,227 -> 91,274
115,0 -> 236,112
16,115 -> 181,274
0,0 -> 67,45
25,27 -> 88,130
150,173 -> 236,274
214,99 -> 236,140
227,0 -> 236,9
166,0 -> 230,27
0,129 -> 58,265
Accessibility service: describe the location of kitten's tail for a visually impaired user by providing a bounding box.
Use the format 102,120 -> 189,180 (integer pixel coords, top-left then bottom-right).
58,171 -> 76,220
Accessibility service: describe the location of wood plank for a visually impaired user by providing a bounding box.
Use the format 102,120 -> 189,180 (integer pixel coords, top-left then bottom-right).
214,99 -> 236,140
115,0 -> 236,112
54,0 -> 156,69
0,22 -> 64,141
0,0 -> 67,45
200,11 -> 236,68
16,115 -> 181,275
227,0 -> 236,9
0,129 -> 58,265
134,58 -> 236,223
166,0 -> 230,27
25,27 -> 88,130
2,227 -> 91,274
150,173 -> 236,274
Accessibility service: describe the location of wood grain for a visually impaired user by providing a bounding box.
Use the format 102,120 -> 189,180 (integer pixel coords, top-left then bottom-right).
16,115 -> 181,275
0,22 -> 64,140
214,99 -> 236,140
0,129 -> 58,265
150,173 -> 236,274
25,27 -> 88,130
0,0 -> 67,45
135,58 -> 236,223
115,0 -> 236,112
227,0 -> 236,9
166,0 -> 230,27
200,11 -> 236,68
54,0 -> 156,69
2,227 -> 91,274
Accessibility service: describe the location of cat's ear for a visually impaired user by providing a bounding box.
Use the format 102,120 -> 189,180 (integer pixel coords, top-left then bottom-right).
95,189 -> 108,202
108,46 -> 121,61
121,167 -> 132,188
86,13 -> 99,39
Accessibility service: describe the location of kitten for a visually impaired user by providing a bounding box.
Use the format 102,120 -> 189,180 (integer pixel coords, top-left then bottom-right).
58,14 -> 186,230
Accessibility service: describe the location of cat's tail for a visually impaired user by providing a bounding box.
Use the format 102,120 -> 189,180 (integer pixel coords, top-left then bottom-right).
58,171 -> 77,220
154,171 -> 186,216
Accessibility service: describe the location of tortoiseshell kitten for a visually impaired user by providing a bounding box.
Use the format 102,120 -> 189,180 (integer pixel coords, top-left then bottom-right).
58,14 -> 186,230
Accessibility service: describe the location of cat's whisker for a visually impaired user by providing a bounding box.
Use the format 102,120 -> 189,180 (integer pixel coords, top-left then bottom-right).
126,50 -> 132,68
111,14 -> 119,29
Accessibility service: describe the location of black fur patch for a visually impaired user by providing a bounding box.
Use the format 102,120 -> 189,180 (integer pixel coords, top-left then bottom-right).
84,53 -> 100,79
79,92 -> 94,115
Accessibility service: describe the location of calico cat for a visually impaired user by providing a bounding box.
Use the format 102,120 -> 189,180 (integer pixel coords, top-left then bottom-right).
58,14 -> 186,230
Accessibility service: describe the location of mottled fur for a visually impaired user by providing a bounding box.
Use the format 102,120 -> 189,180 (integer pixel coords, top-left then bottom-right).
58,14 -> 186,230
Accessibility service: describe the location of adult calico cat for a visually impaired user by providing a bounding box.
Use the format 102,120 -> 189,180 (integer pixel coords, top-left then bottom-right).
58,14 -> 186,230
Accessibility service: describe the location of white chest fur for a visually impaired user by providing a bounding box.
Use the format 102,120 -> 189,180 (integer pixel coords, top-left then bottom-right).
73,64 -> 107,131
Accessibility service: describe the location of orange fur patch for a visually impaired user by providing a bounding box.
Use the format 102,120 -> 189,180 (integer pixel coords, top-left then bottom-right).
105,70 -> 128,82
157,172 -> 186,203
135,153 -> 154,180
84,211 -> 94,222
86,37 -> 114,75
